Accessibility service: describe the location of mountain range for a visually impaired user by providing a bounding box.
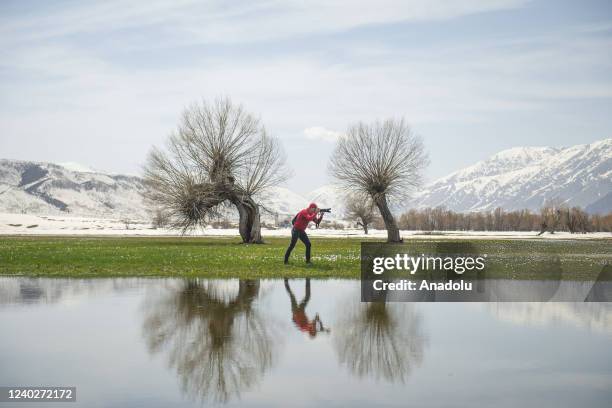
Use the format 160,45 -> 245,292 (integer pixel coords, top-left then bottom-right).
0,159 -> 332,221
0,138 -> 610,221
0,159 -> 150,219
409,138 -> 611,213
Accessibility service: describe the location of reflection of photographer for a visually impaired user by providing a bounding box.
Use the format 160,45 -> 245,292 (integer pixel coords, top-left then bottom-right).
284,203 -> 331,264
284,278 -> 330,338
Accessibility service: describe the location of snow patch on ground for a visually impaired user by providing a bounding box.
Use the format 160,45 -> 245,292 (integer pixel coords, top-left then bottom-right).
1,212 -> 610,240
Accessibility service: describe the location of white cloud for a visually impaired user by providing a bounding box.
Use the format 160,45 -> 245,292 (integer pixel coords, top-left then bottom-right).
0,0 -> 528,47
0,0 -> 611,191
303,127 -> 344,142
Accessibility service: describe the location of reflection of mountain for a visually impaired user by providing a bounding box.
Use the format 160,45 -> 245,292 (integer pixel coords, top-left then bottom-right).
0,277 -> 141,305
487,302 -> 612,333
333,298 -> 425,383
142,279 -> 276,404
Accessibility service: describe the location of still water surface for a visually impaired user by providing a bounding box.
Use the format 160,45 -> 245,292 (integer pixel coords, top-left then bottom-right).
1,278 -> 611,407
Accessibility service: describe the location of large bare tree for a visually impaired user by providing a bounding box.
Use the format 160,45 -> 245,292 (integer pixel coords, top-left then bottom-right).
144,97 -> 289,243
329,119 -> 428,242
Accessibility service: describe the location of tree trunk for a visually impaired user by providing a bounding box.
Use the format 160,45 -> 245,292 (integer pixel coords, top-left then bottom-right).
218,180 -> 263,244
234,198 -> 263,244
374,194 -> 401,243
357,221 -> 369,234
361,220 -> 369,235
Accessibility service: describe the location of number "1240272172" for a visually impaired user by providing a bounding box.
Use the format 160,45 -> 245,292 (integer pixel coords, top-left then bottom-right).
0,387 -> 76,402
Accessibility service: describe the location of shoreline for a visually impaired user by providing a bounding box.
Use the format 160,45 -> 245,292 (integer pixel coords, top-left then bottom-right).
1,212 -> 610,241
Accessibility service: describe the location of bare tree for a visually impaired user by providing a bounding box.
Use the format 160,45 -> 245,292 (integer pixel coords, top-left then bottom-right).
345,193 -> 375,234
144,97 -> 289,243
329,119 -> 428,242
538,198 -> 564,235
564,207 -> 590,234
151,207 -> 169,229
120,217 -> 132,230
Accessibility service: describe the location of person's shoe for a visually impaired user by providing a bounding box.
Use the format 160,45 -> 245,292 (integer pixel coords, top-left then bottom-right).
284,260 -> 289,265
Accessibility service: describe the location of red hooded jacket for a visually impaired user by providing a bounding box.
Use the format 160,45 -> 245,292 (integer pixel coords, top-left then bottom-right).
293,203 -> 322,231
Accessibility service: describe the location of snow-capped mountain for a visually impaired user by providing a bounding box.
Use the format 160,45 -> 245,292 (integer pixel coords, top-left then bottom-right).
2,138 -> 609,222
0,159 -> 314,221
257,186 -> 309,217
410,139 -> 612,213
0,159 -> 150,219
306,185 -> 348,218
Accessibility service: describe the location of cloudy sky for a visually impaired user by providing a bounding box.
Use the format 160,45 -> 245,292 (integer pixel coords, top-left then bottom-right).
1,0 -> 611,194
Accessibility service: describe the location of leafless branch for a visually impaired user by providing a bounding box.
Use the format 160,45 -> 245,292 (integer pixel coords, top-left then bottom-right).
143,97 -> 289,239
329,118 -> 428,202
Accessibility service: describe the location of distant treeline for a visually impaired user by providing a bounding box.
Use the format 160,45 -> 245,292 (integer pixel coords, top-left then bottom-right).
394,206 -> 612,233
154,203 -> 612,233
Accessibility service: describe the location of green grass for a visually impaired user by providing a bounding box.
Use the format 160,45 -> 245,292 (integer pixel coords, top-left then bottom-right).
0,236 -> 361,278
0,236 -> 609,279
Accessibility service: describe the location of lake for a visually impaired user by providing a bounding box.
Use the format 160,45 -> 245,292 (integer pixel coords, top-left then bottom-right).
1,277 -> 611,407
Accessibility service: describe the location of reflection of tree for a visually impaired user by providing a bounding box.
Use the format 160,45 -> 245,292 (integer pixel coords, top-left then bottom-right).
333,298 -> 425,383
142,279 -> 275,404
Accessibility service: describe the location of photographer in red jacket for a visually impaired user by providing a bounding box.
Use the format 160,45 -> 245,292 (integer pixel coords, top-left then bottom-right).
284,203 -> 323,264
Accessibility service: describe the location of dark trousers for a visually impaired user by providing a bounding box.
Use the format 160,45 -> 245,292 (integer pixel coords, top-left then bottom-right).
284,278 -> 311,310
284,228 -> 311,263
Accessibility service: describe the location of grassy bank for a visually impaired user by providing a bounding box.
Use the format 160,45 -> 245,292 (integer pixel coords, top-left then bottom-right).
0,236 -> 609,278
